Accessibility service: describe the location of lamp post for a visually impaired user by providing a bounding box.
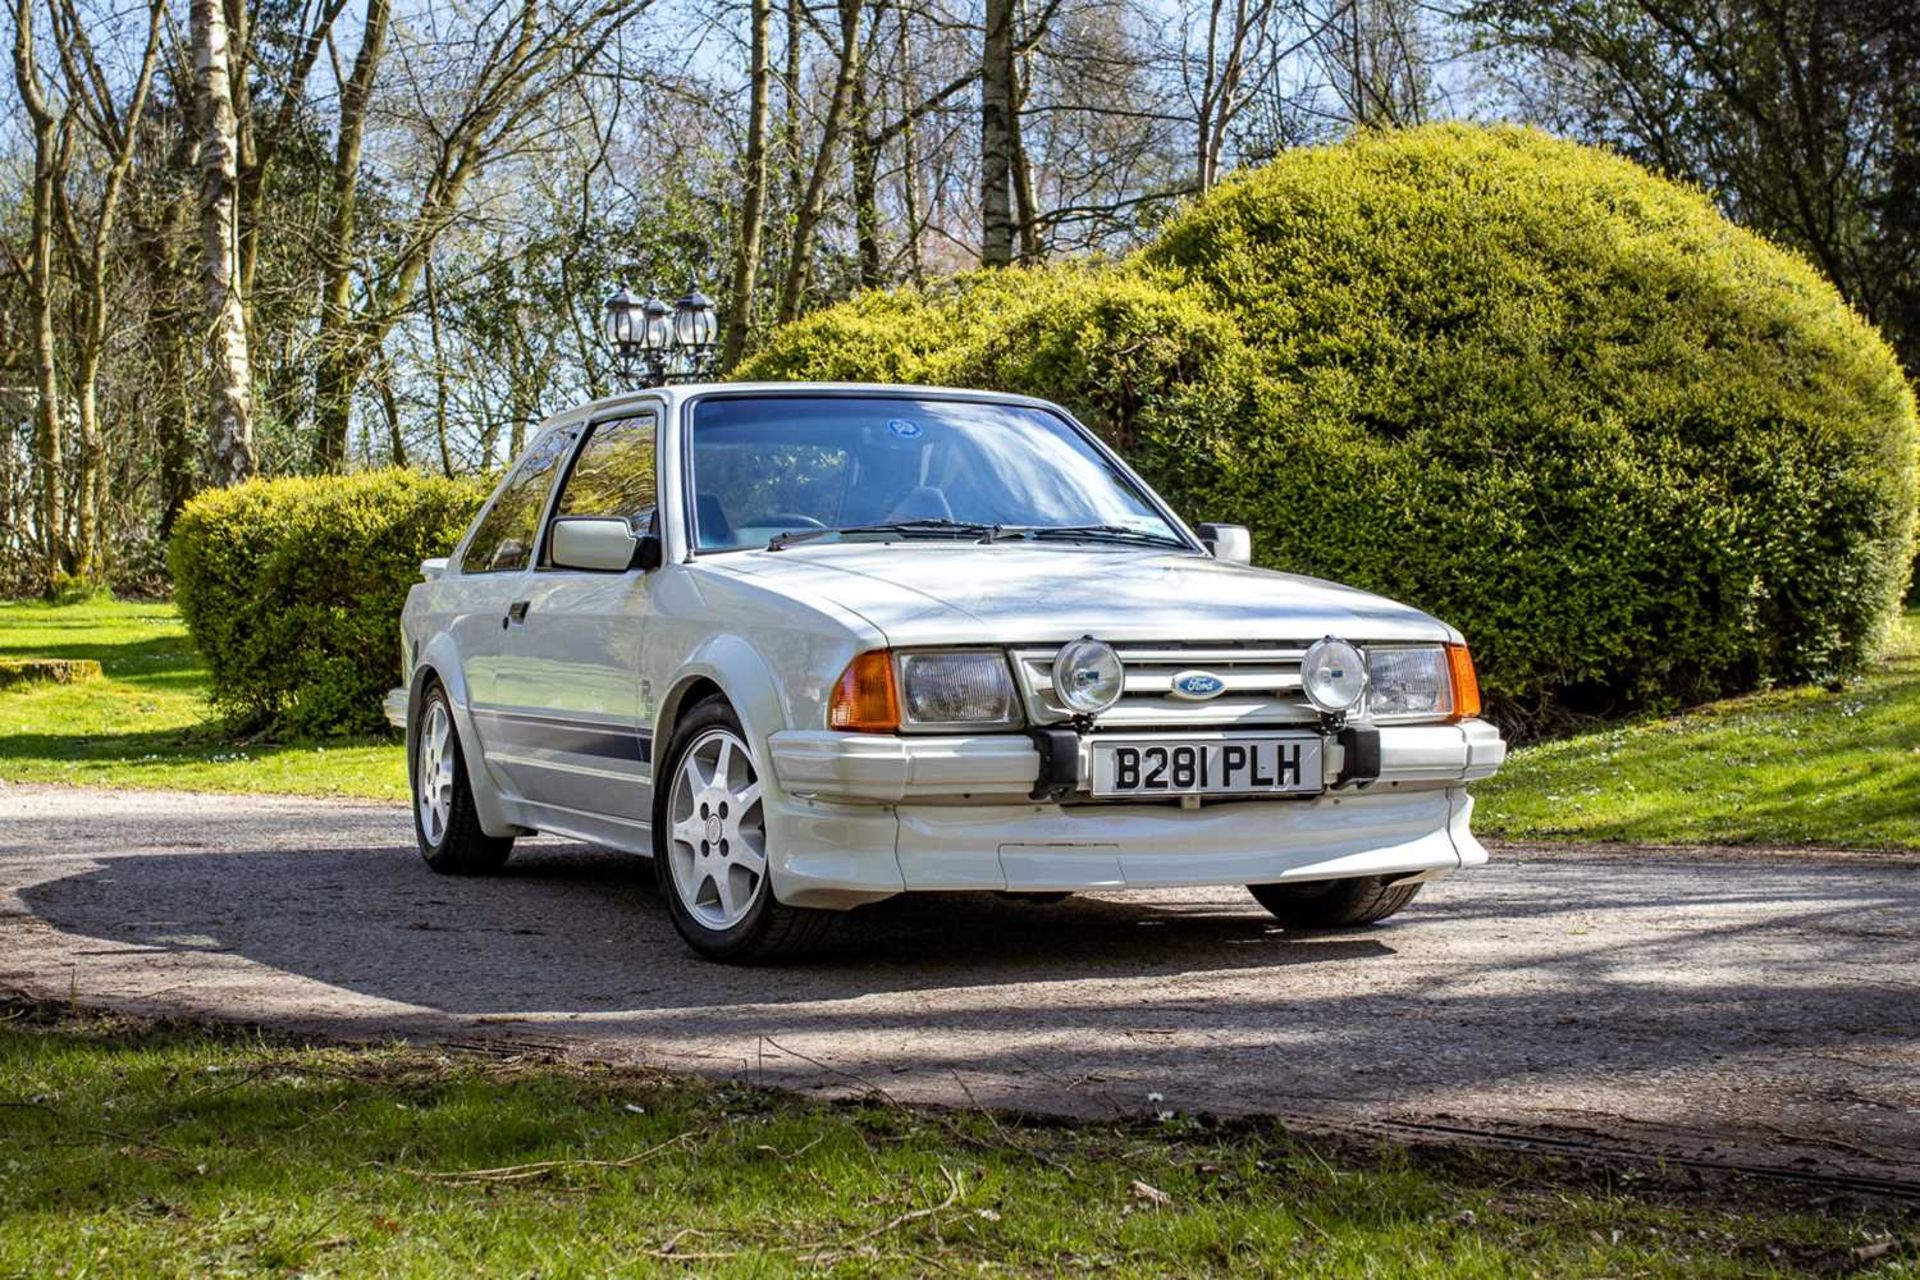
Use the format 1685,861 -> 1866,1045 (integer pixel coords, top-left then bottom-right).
604,284 -> 720,390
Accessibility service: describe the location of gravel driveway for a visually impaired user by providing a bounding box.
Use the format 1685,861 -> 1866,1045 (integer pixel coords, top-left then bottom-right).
4,784 -> 1916,1188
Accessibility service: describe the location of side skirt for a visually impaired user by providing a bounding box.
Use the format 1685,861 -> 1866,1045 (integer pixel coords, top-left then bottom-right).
511,798 -> 655,858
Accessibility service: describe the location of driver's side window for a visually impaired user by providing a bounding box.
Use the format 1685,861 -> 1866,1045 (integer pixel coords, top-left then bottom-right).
542,414 -> 658,565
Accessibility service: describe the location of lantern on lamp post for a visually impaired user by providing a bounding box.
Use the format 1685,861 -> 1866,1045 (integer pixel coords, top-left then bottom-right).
604,283 -> 720,389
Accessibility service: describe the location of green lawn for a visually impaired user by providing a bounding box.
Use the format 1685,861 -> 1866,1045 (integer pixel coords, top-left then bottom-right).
0,597 -> 403,800
5,597 -> 1917,849
1,1005 -> 1909,1278
1475,610 -> 1920,849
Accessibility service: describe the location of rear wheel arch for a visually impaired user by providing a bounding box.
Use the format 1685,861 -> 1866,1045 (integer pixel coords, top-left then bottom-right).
410,680 -> 514,874
407,657 -> 526,839
404,664 -> 444,779
406,646 -> 469,747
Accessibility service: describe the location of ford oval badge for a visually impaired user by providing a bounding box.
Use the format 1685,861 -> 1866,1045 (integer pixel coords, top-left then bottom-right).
1170,670 -> 1226,701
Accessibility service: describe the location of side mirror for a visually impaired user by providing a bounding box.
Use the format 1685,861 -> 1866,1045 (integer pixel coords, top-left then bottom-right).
632,530 -> 663,571
1198,522 -> 1252,565
551,516 -> 646,572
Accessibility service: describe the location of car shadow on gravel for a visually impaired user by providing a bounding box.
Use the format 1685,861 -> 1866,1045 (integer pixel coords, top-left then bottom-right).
16,839 -> 1396,1015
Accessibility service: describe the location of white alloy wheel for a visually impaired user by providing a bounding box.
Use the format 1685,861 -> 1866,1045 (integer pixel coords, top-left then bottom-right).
417,697 -> 456,846
666,727 -> 768,931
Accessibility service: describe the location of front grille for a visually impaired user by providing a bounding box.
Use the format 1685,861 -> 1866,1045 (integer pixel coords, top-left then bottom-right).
1011,643 -> 1318,729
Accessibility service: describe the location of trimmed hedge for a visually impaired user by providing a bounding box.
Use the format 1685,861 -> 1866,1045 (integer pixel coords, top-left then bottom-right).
744,124 -> 1919,727
170,471 -> 484,736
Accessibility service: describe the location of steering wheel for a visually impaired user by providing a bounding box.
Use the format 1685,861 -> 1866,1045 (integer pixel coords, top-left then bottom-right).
754,512 -> 827,529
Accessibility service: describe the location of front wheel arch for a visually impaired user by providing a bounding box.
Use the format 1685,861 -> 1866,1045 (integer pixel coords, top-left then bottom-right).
649,634 -> 793,777
655,674 -> 726,750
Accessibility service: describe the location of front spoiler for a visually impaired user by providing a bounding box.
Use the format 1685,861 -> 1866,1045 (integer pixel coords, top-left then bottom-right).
767,783 -> 1488,908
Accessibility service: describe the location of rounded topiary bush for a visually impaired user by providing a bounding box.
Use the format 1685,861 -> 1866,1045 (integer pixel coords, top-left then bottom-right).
170,470 -> 484,736
742,123 -> 1918,728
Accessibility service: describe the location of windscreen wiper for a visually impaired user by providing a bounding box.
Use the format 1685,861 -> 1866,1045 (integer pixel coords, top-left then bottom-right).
987,523 -> 1188,548
768,518 -> 995,550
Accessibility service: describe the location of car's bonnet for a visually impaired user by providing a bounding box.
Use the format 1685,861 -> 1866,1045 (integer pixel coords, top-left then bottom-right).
693,542 -> 1456,648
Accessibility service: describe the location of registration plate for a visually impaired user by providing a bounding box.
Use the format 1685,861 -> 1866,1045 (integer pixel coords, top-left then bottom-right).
1089,734 -> 1325,799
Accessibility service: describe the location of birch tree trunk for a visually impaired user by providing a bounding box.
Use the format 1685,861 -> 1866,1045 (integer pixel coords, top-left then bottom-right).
980,0 -> 1016,266
11,0 -> 65,593
193,0 -> 257,486
73,364 -> 100,581
724,0 -> 773,370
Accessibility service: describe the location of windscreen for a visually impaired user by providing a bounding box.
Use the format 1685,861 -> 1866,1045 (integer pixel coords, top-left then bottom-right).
687,395 -> 1183,552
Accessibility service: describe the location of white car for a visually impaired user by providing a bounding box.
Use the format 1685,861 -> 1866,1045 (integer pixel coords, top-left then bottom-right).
392,383 -> 1506,962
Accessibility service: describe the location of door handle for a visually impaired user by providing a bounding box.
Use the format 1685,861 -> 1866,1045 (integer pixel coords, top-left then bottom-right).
507,600 -> 530,624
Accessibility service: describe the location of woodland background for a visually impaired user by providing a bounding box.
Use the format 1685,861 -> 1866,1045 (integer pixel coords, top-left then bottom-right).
3,0 -> 1916,598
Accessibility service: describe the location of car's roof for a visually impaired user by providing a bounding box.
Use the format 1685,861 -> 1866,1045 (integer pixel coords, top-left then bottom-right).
537,382 -> 1061,432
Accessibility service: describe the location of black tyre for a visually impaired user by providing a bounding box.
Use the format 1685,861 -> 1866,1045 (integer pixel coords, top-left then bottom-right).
1248,875 -> 1421,927
653,697 -> 835,963
411,682 -> 514,875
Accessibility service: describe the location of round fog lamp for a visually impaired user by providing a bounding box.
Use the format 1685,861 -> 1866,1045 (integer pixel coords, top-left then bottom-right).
1053,637 -> 1124,715
1301,637 -> 1366,713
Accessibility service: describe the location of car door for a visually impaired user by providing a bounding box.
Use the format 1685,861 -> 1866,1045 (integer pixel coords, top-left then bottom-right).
491,410 -> 662,822
448,424 -> 581,796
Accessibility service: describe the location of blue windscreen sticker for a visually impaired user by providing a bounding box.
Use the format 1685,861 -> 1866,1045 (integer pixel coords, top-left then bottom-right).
887,418 -> 922,439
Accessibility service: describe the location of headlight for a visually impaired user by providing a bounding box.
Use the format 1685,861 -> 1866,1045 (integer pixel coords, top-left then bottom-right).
1052,637 -> 1124,715
1365,645 -> 1453,720
898,651 -> 1021,730
1300,637 -> 1366,713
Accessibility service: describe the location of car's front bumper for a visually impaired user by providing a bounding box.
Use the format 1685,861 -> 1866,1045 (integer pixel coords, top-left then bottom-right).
762,720 -> 1504,909
768,719 -> 1505,802
383,686 -> 410,730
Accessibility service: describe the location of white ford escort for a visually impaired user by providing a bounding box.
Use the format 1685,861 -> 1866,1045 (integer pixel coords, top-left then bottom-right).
392,384 -> 1506,961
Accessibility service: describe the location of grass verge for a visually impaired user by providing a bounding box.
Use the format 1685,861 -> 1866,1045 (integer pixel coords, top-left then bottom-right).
0,597 -> 403,800
2,1004 -> 1913,1277
1475,610 -> 1920,849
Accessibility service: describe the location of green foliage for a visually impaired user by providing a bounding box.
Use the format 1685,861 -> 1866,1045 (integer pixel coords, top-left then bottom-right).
744,124 -> 1920,727
169,471 -> 483,737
